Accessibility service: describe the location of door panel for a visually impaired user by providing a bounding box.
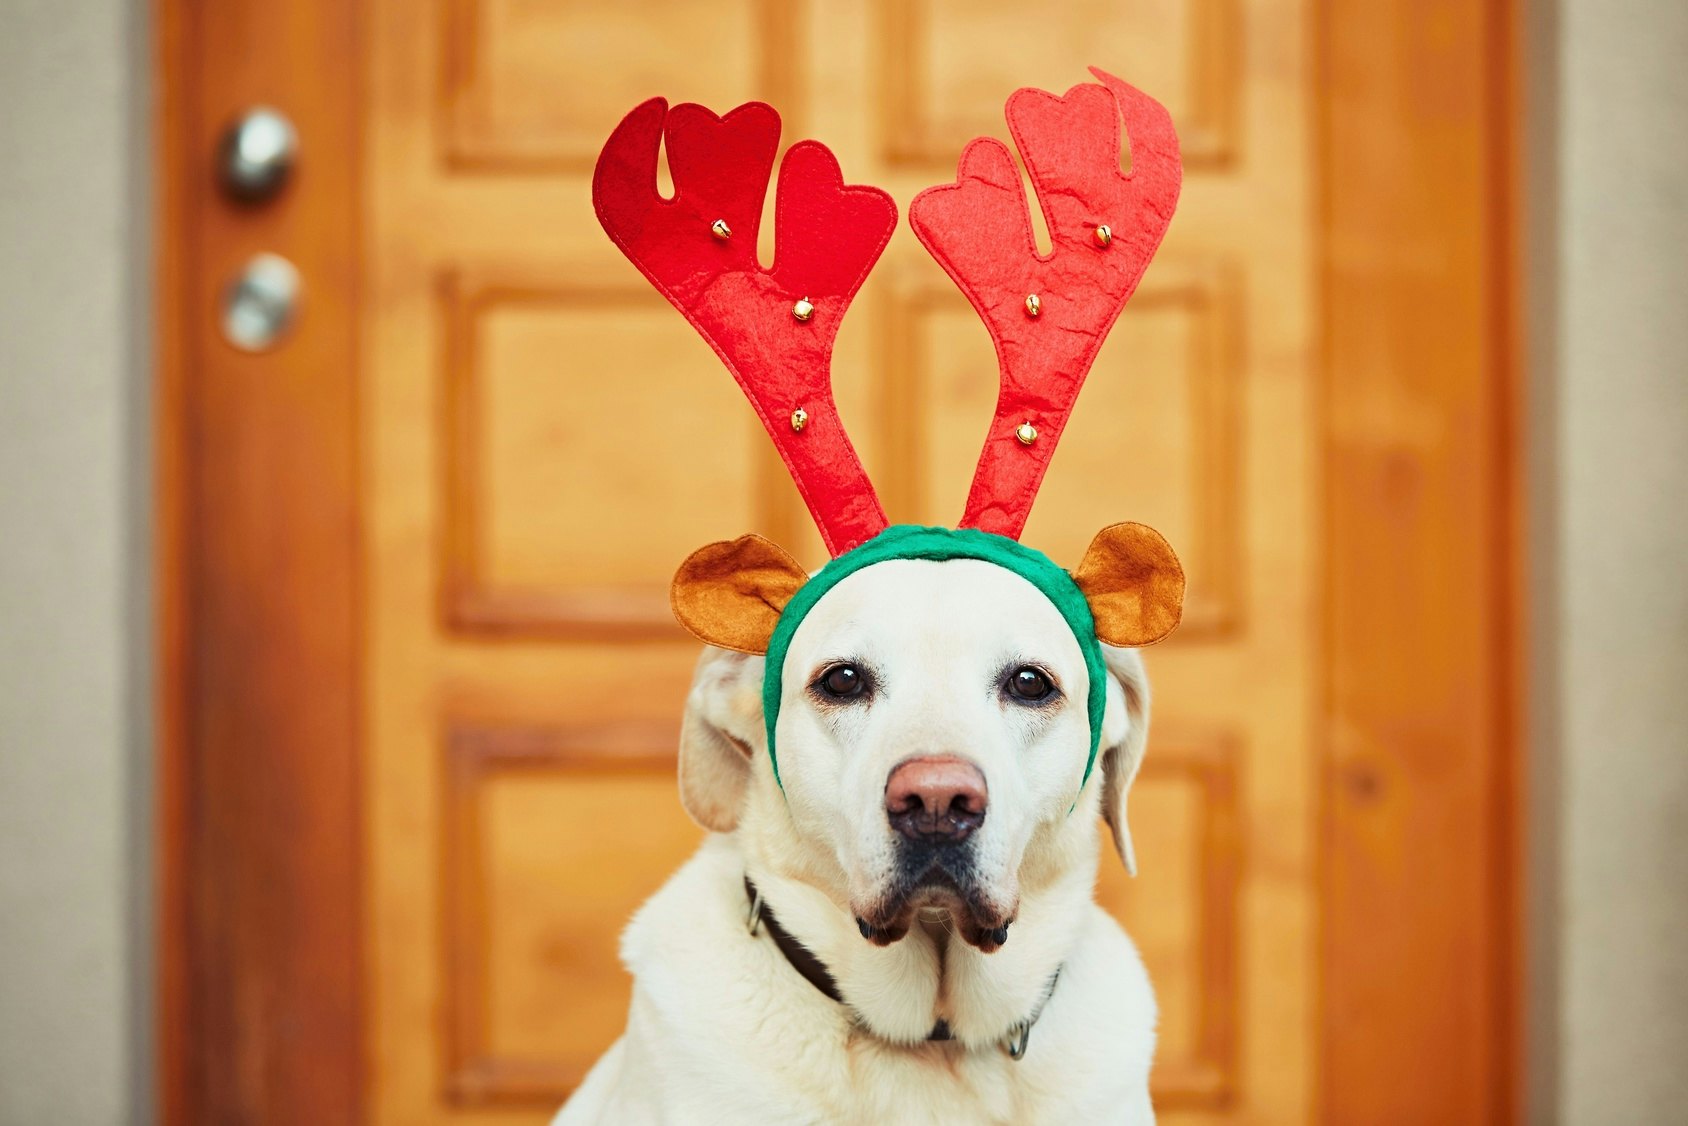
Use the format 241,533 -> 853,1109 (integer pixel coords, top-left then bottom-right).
439,0 -> 797,172
438,270 -> 790,634
440,723 -> 702,1104
896,258 -> 1243,636
879,0 -> 1237,169
367,1 -> 1308,1123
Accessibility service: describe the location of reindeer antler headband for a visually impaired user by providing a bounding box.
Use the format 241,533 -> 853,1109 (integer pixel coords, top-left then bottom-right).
595,67 -> 1185,789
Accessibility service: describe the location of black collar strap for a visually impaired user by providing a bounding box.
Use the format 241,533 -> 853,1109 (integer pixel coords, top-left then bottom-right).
744,877 -> 1060,1058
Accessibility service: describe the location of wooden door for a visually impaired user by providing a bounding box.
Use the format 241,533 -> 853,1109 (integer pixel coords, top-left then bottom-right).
366,1 -> 1294,1118
158,0 -> 1521,1122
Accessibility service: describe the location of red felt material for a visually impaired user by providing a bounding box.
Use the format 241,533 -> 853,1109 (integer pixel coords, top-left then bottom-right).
594,99 -> 896,556
909,68 -> 1183,540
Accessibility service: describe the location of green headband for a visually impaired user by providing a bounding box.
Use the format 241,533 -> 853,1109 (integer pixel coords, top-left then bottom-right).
762,525 -> 1107,791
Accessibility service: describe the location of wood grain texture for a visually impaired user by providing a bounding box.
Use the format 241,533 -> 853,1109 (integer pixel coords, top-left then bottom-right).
1097,737 -> 1242,1109
154,0 -> 363,1121
157,0 -> 1521,1119
439,722 -> 697,1105
366,0 -> 1311,1111
434,269 -> 800,638
437,0 -> 801,172
877,259 -> 1244,638
1317,0 -> 1522,1117
877,0 -> 1239,168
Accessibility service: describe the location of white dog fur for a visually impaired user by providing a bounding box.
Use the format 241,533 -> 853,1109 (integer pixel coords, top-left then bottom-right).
554,557 -> 1160,1125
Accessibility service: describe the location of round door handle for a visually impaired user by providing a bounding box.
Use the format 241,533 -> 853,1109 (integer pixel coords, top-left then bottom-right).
221,253 -> 301,352
218,107 -> 298,202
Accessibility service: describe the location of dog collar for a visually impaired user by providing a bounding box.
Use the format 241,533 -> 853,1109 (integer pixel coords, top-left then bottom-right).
761,525 -> 1107,793
745,876 -> 1060,1058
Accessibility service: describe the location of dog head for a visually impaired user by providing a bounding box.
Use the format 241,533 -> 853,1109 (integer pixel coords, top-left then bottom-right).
670,524 -> 1176,952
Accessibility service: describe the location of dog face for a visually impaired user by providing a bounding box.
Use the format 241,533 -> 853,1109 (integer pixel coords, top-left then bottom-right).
776,557 -> 1098,950
675,557 -> 1155,954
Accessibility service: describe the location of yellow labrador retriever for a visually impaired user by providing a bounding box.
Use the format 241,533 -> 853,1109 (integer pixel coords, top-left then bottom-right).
555,556 -> 1159,1124
563,63 -> 1185,1125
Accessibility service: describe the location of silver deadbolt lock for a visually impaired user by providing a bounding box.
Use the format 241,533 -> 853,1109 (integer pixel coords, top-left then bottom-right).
221,253 -> 301,352
218,107 -> 298,201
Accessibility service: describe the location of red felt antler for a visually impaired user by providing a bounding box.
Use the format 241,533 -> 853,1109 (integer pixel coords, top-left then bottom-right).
594,98 -> 896,556
909,67 -> 1182,540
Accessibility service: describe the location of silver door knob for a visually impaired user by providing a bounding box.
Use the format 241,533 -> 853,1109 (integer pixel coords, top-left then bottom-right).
221,253 -> 301,352
218,107 -> 297,201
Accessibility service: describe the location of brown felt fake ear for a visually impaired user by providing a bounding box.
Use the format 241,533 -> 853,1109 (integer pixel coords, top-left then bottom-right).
671,535 -> 810,654
1071,522 -> 1186,647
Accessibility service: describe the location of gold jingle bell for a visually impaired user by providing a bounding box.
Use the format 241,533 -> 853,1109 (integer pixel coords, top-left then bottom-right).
1015,422 -> 1038,445
1093,224 -> 1113,248
711,219 -> 732,240
792,296 -> 815,322
790,407 -> 809,432
1024,293 -> 1041,318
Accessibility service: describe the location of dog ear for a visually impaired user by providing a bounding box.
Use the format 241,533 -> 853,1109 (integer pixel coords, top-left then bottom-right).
1071,522 -> 1185,647
1098,645 -> 1152,875
678,648 -> 766,833
671,535 -> 810,654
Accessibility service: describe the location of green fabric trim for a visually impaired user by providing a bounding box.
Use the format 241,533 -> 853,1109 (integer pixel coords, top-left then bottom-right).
762,525 -> 1106,793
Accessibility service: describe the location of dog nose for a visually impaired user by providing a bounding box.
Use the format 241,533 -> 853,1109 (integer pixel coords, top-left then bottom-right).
884,757 -> 988,844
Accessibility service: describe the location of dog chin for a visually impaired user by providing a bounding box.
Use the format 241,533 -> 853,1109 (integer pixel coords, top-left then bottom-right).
855,850 -> 1016,953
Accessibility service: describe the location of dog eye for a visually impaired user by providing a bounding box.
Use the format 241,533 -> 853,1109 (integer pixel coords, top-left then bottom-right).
818,664 -> 866,699
1005,667 -> 1055,701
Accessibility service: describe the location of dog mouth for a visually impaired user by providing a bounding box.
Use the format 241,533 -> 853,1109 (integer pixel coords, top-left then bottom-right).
854,844 -> 1015,953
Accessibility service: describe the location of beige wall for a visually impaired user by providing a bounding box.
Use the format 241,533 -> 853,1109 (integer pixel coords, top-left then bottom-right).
1529,0 -> 1688,1122
0,0 -> 149,1123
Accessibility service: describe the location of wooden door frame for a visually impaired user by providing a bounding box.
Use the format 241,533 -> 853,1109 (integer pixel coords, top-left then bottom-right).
1318,0 -> 1523,1117
155,0 -> 1523,1120
155,0 -> 363,1122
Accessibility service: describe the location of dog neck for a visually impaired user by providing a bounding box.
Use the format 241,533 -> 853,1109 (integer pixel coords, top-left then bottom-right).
740,837 -> 1096,1050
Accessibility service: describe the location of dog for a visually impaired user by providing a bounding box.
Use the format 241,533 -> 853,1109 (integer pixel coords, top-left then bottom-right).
554,553 -> 1160,1124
